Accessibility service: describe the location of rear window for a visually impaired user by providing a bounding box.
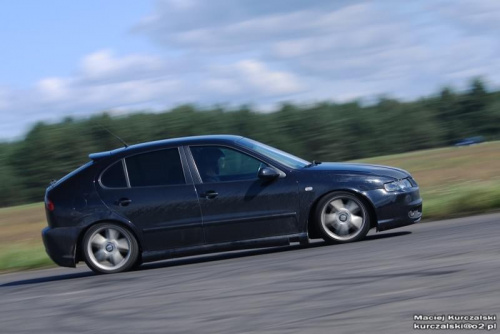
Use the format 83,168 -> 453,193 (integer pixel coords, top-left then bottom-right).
126,148 -> 185,187
50,161 -> 93,189
101,161 -> 127,188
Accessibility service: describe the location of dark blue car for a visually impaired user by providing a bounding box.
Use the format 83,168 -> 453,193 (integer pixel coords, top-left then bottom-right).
455,136 -> 484,147
42,135 -> 422,274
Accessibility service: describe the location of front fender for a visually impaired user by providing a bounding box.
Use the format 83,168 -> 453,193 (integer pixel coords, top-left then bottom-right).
296,171 -> 392,235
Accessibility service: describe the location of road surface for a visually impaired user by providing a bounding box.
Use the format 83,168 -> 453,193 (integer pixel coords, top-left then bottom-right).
1,213 -> 499,333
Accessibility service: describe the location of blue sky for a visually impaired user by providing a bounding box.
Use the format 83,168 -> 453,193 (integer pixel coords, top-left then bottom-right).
1,0 -> 499,139
1,1 -> 156,87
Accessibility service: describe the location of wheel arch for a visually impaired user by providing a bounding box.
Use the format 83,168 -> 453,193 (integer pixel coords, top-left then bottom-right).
75,219 -> 143,263
307,189 -> 378,239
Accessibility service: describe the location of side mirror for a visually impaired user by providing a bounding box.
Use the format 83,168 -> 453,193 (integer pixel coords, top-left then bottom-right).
258,167 -> 280,180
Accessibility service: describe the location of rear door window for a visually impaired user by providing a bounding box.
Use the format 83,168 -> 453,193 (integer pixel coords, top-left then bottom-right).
101,161 -> 127,188
125,148 -> 185,187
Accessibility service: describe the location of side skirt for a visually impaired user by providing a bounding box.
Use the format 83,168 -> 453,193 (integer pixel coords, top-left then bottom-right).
142,233 -> 308,263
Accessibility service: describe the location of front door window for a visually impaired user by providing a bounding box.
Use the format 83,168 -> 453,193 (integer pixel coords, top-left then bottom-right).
190,146 -> 263,183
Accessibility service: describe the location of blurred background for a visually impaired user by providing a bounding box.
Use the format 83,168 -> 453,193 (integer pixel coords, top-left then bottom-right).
0,0 -> 499,270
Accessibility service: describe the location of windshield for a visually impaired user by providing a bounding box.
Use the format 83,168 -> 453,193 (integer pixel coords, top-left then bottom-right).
237,138 -> 310,169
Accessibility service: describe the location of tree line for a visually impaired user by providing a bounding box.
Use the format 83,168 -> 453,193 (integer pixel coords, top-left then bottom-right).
0,78 -> 499,207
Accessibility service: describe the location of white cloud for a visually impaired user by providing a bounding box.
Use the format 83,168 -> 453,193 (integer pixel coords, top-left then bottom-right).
78,78 -> 182,106
0,48 -> 307,139
136,0 -> 500,94
436,0 -> 500,33
237,60 -> 303,95
0,87 -> 12,111
211,60 -> 304,96
2,0 -> 500,139
204,78 -> 243,95
36,78 -> 72,102
0,51 -> 190,139
79,50 -> 164,83
164,0 -> 197,11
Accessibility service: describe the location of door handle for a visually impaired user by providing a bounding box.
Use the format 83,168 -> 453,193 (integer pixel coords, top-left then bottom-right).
116,198 -> 132,206
200,191 -> 218,199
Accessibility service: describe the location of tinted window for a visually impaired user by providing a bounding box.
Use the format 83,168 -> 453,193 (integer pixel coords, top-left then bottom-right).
237,138 -> 309,169
126,149 -> 185,187
101,161 -> 127,188
191,146 -> 263,183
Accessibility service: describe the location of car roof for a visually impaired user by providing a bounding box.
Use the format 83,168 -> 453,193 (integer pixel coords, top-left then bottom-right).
89,134 -> 244,161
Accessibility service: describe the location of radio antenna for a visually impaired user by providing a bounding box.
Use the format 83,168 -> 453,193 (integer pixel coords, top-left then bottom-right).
98,124 -> 129,148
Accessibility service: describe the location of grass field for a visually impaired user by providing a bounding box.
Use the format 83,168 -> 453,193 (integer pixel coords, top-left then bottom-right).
354,141 -> 500,219
0,203 -> 51,271
1,141 -> 499,272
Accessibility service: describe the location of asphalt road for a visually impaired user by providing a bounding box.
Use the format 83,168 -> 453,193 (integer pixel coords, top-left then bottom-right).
1,213 -> 499,334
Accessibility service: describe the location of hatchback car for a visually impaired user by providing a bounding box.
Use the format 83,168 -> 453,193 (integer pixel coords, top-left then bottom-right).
42,135 -> 422,274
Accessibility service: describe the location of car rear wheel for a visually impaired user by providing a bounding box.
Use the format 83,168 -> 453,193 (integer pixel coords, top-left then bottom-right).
82,223 -> 139,274
315,192 -> 370,243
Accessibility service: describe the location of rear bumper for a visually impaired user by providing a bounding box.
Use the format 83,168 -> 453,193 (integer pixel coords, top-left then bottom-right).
42,226 -> 81,268
365,188 -> 423,232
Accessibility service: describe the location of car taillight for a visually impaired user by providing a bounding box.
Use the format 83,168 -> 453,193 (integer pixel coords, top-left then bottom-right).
46,199 -> 55,211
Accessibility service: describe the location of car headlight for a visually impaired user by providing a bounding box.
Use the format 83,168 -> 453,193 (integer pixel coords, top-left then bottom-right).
384,178 -> 413,192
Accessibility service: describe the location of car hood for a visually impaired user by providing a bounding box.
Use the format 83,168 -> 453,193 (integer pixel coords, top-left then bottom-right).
304,162 -> 409,180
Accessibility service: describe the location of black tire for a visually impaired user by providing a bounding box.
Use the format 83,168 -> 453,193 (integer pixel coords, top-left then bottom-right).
314,191 -> 371,243
82,223 -> 139,274
131,257 -> 143,271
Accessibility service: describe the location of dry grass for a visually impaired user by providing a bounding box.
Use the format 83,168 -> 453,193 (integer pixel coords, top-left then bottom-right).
354,141 -> 500,189
0,203 -> 46,244
0,203 -> 52,271
354,141 -> 500,219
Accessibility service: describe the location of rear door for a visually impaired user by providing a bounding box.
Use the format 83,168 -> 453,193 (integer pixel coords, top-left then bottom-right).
97,147 -> 203,251
187,145 -> 300,244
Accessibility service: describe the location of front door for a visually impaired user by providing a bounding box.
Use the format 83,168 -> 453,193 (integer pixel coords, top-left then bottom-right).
97,147 -> 203,251
188,145 -> 300,244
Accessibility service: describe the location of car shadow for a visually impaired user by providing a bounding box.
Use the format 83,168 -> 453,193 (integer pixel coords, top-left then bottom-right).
1,231 -> 411,287
365,230 -> 411,241
139,243 -> 319,271
140,231 -> 412,271
1,271 -> 95,287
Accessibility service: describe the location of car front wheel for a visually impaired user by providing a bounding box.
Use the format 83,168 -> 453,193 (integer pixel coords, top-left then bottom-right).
82,223 -> 139,274
315,192 -> 371,243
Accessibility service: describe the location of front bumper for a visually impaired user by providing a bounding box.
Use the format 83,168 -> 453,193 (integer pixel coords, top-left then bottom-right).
42,226 -> 81,268
365,187 -> 423,232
